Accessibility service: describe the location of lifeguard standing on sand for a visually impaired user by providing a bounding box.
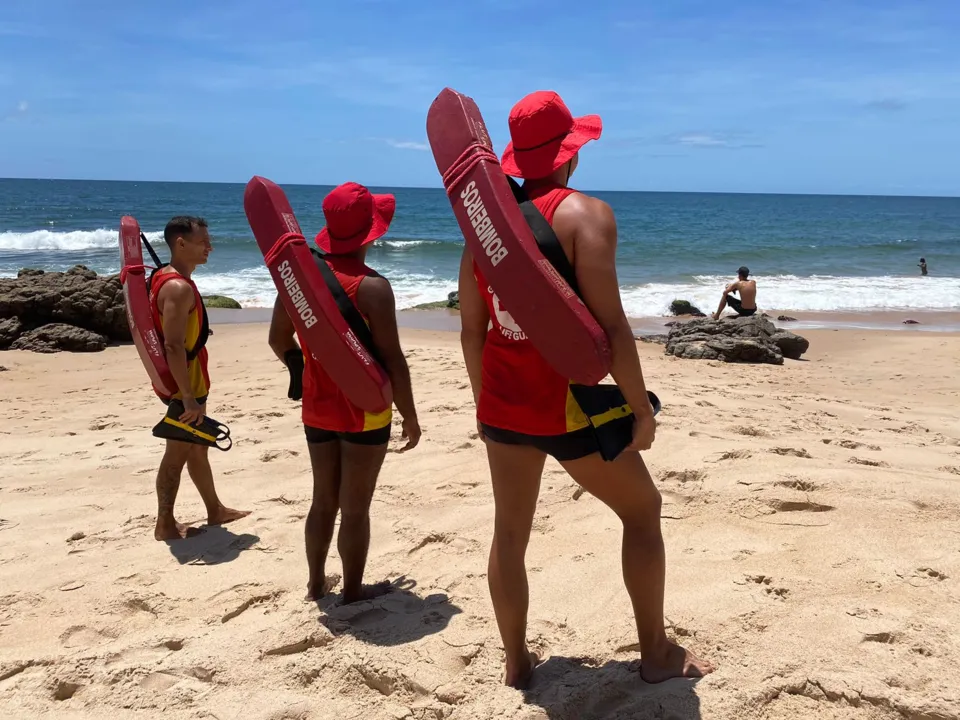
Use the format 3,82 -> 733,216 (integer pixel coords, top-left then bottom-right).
150,216 -> 250,541
457,91 -> 715,687
269,182 -> 422,603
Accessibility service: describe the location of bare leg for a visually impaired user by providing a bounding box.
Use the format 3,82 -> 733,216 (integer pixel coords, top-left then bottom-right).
712,293 -> 728,320
337,439 -> 389,604
305,440 -> 342,600
154,440 -> 192,541
561,450 -> 714,682
485,439 -> 546,689
185,445 -> 250,526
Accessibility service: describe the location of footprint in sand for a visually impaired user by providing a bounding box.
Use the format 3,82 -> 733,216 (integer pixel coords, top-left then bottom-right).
736,574 -> 790,600
659,469 -> 706,484
765,499 -> 835,514
732,426 -> 770,438
861,631 -> 899,645
259,449 -> 299,463
848,457 -> 889,468
769,447 -> 812,459
408,533 -> 453,554
774,477 -> 820,492
824,438 -> 882,451
715,449 -> 752,462
60,625 -> 117,648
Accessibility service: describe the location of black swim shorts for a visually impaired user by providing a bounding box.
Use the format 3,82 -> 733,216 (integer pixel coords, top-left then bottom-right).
304,424 -> 391,446
479,423 -> 599,462
725,294 -> 757,317
161,395 -> 208,407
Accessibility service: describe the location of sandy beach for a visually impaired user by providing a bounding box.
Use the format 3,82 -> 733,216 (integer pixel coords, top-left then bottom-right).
2,323 -> 959,719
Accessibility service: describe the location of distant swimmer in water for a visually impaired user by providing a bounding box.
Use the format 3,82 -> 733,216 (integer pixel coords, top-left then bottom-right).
712,265 -> 757,320
459,90 -> 714,689
919,257 -> 928,276
269,182 -> 422,604
150,216 -> 250,541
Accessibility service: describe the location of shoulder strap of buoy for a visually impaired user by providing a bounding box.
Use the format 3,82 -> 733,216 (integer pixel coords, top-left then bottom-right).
309,247 -> 384,366
507,176 -> 581,298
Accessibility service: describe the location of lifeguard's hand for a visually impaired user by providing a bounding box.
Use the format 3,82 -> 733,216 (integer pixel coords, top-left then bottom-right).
398,416 -> 422,452
626,408 -> 656,452
179,396 -> 205,426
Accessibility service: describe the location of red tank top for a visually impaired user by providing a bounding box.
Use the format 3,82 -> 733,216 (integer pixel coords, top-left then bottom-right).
300,255 -> 393,433
475,183 -> 589,436
149,269 -> 211,401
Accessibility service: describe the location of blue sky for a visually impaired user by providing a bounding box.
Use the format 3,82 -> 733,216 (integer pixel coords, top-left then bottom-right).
1,0 -> 958,195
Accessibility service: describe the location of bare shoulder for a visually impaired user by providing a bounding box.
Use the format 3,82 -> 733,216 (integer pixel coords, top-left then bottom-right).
157,274 -> 195,307
554,192 -> 617,249
356,273 -> 395,316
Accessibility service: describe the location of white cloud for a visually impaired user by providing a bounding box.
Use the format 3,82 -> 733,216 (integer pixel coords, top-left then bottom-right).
662,132 -> 762,149
386,139 -> 429,151
17,100 -> 28,113
677,133 -> 728,147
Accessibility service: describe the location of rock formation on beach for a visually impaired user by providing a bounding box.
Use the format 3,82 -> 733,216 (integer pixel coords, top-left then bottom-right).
411,291 -> 460,311
0,266 -> 129,353
664,314 -> 810,364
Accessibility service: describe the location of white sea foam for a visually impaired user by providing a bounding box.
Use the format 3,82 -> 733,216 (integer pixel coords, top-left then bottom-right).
0,228 -> 164,251
194,272 -> 959,314
620,274 -> 960,315
193,269 -> 458,310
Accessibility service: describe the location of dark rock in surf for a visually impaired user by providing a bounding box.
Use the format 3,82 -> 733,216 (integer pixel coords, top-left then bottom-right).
411,290 -> 460,311
203,294 -> 242,309
778,315 -> 798,322
903,319 -> 920,325
10,323 -> 108,353
669,299 -> 704,316
0,265 -> 130,352
664,315 -> 809,364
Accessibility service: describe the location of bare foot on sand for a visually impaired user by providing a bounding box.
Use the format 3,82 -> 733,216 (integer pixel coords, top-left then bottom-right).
505,650 -> 540,690
207,506 -> 250,526
341,581 -> 393,606
305,574 -> 341,602
155,519 -> 192,541
640,641 -> 715,683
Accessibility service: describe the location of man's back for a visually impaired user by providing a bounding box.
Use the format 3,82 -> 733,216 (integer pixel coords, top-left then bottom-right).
736,279 -> 757,307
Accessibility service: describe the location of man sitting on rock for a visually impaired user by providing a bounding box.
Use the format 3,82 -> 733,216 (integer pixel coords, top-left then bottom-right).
713,266 -> 757,320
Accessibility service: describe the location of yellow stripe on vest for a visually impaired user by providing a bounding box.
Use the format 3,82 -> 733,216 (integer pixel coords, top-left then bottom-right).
162,416 -> 217,443
589,403 -> 632,428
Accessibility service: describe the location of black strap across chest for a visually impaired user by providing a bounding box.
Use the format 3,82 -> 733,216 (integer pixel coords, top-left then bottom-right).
309,247 -> 384,366
506,176 -> 581,298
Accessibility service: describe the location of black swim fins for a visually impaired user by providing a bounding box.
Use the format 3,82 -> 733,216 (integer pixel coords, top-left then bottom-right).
569,384 -> 661,462
152,399 -> 232,451
284,347 -> 304,401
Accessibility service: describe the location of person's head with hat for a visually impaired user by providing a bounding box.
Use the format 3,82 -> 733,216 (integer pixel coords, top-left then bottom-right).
315,182 -> 396,258
500,90 -> 602,186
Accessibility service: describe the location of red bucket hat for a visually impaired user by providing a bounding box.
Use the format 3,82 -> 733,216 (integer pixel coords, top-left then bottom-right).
315,181 -> 396,254
500,90 -> 602,179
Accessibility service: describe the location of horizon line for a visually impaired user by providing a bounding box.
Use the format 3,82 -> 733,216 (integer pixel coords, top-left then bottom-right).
1,176 -> 957,201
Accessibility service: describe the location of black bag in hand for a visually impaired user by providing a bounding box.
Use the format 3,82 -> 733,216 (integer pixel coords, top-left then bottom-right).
284,348 -> 305,401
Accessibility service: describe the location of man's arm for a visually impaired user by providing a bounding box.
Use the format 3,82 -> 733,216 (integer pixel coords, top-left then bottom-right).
558,196 -> 655,423
357,276 -> 418,428
458,248 -> 489,408
158,279 -> 198,400
724,280 -> 740,295
268,295 -> 299,363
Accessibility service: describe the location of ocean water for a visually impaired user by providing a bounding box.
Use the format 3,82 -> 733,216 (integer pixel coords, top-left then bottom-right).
2,178 -> 959,316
